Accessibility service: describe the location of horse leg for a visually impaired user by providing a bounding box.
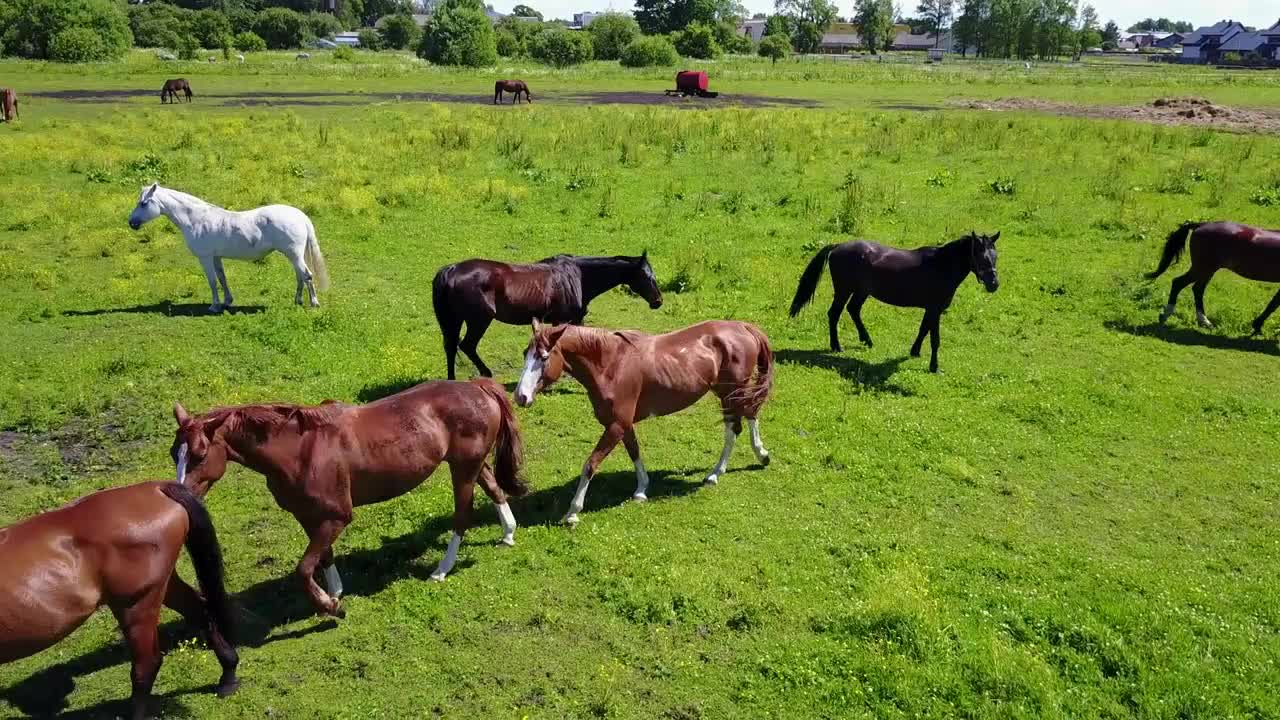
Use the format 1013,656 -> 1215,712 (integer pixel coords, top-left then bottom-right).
705,416 -> 741,486
112,595 -> 164,720
163,575 -> 239,697
1159,271 -> 1195,323
213,258 -> 233,308
747,418 -> 770,466
476,463 -> 517,546
199,256 -> 222,313
431,461 -> 480,581
622,429 -> 649,501
910,312 -> 930,358
1252,288 -> 1280,336
928,312 -> 942,373
295,517 -> 349,617
440,314 -> 463,380
460,317 -> 494,377
564,423 -> 625,526
847,293 -> 873,347
827,288 -> 853,352
1192,271 -> 1216,328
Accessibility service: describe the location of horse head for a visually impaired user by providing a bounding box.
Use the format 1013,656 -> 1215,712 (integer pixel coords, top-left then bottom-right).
629,250 -> 664,310
969,231 -> 1000,293
515,319 -> 569,407
171,402 -> 231,496
129,183 -> 163,230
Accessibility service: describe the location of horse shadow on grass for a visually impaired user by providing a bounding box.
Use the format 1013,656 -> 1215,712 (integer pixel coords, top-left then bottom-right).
775,349 -> 915,396
0,464 -> 721,717
63,301 -> 266,318
1104,320 -> 1280,356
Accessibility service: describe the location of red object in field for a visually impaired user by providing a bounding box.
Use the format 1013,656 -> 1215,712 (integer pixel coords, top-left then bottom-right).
676,70 -> 708,94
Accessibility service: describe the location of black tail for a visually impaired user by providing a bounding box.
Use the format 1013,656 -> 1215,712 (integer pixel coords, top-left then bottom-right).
472,378 -> 528,497
160,483 -> 235,646
1147,222 -> 1200,279
790,244 -> 837,317
433,266 -> 460,356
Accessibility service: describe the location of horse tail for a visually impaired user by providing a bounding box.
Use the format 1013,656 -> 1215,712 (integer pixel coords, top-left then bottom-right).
472,378 -> 528,498
1147,222 -> 1200,279
432,265 -> 461,355
160,482 -> 236,646
305,219 -> 330,291
738,323 -> 774,417
790,244 -> 837,317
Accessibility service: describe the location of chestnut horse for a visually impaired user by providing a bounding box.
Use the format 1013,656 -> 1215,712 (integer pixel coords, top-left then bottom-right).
432,252 -> 663,379
171,378 -> 526,617
1,88 -> 16,122
0,482 -> 238,720
790,232 -> 1000,373
514,320 -> 773,526
494,80 -> 531,104
161,78 -> 192,104
1148,221 -> 1280,334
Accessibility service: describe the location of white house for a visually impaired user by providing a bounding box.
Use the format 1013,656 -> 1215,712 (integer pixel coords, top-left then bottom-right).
737,19 -> 766,43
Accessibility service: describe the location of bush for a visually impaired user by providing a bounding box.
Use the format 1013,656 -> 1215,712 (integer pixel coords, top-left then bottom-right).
227,8 -> 257,34
332,44 -> 356,61
495,28 -> 520,56
619,35 -> 678,67
253,7 -> 307,50
530,27 -> 592,66
757,33 -> 790,63
191,9 -> 231,49
176,32 -> 200,60
378,13 -> 420,50
3,0 -> 132,60
232,30 -> 266,52
49,27 -> 107,62
357,28 -> 382,50
306,12 -> 344,41
417,0 -> 497,67
672,22 -> 720,59
586,12 -> 638,60
128,3 -> 192,49
714,20 -> 753,54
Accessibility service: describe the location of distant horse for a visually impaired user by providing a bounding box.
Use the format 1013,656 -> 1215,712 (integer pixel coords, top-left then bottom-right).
171,378 -> 526,617
0,482 -> 238,720
1149,221 -> 1280,333
432,252 -> 663,379
128,183 -> 329,313
494,80 -> 531,104
160,78 -> 192,104
790,232 -> 1001,373
1,88 -> 16,122
514,320 -> 773,526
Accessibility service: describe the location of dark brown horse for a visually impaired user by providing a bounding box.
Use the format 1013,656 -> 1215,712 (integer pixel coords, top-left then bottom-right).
1,88 -> 16,122
514,320 -> 773,526
160,78 -> 192,104
1149,221 -> 1280,334
171,378 -> 526,617
494,80 -> 531,104
432,252 -> 664,379
0,482 -> 238,720
790,232 -> 1001,373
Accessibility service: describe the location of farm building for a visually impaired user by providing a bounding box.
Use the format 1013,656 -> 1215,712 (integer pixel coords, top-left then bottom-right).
816,24 -> 951,54
1180,20 -> 1248,63
737,19 -> 766,43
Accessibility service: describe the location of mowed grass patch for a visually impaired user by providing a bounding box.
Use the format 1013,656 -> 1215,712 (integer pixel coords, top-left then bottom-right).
0,85 -> 1279,719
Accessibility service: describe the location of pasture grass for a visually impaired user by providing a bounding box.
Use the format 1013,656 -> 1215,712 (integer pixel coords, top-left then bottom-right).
1,63 -> 1280,719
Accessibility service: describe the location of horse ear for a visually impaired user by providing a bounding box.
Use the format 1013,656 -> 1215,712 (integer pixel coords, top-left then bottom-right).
174,402 -> 190,426
990,232 -> 1000,244
641,249 -> 648,261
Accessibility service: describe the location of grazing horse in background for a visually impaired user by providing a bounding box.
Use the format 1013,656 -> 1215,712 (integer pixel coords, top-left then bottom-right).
1,88 -> 16,122
1148,221 -> 1280,334
432,252 -> 663,379
171,378 -> 526,617
514,320 -> 773,526
494,80 -> 531,104
160,78 -> 192,103
128,183 -> 329,313
790,232 -> 1001,373
0,482 -> 238,720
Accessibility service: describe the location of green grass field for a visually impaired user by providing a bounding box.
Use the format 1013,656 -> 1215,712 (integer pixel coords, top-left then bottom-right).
2,54 -> 1280,719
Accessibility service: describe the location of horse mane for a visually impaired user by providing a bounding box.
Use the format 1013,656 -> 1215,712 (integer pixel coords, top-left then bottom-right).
536,254 -> 641,268
562,325 -> 643,354
157,186 -> 217,211
919,234 -> 977,260
199,402 -> 341,440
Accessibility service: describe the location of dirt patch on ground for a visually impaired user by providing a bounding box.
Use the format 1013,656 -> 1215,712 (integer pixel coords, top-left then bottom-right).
28,88 -> 820,109
0,419 -> 150,486
958,96 -> 1280,134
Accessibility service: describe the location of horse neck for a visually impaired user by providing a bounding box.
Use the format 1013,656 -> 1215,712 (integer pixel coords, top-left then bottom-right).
558,327 -> 619,388
574,258 -> 633,303
216,412 -> 295,479
157,188 -> 221,230
934,237 -> 975,288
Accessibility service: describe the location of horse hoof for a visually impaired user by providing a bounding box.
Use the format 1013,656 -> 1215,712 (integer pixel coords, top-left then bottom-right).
208,305 -> 223,314
760,454 -> 771,467
703,475 -> 719,486
496,536 -> 515,547
910,349 -> 922,358
429,572 -> 446,582
562,513 -> 580,527
215,679 -> 241,698
632,493 -> 647,503
330,602 -> 346,619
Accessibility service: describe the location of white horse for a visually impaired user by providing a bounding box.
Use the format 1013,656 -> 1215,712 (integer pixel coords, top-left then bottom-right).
128,184 -> 329,313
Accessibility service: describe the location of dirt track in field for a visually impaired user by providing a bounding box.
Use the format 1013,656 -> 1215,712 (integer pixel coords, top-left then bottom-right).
27,88 -> 821,109
958,96 -> 1280,134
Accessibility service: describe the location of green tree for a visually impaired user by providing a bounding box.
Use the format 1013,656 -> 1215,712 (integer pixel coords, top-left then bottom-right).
757,31 -> 790,62
619,34 -> 678,65
495,27 -> 520,55
417,0 -> 497,66
915,0 -> 952,44
530,26 -> 592,65
672,21 -> 721,58
357,28 -> 381,49
634,0 -> 739,35
763,13 -> 791,39
587,12 -> 639,60
774,0 -> 836,53
511,3 -> 542,18
191,8 -> 231,48
1,0 -> 132,60
1100,19 -> 1118,42
176,31 -> 201,58
232,30 -> 267,51
853,0 -> 894,53
49,26 -> 107,62
253,7 -> 307,49
360,0 -> 412,26
714,19 -> 753,53
306,12 -> 344,40
378,13 -> 419,49
128,3 -> 193,49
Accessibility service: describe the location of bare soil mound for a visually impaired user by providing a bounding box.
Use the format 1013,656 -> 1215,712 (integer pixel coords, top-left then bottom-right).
958,96 -> 1280,134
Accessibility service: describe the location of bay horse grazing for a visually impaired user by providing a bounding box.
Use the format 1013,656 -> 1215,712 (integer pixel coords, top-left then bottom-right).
790,232 -> 1001,373
171,378 -> 526,617
1148,221 -> 1280,334
0,482 -> 238,720
160,78 -> 192,104
128,183 -> 329,313
432,252 -> 663,380
494,80 -> 531,104
514,320 -> 773,526
1,88 -> 16,122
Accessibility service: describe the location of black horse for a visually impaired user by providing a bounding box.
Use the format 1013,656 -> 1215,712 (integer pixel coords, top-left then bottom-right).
789,232 -> 1001,372
432,253 -> 664,379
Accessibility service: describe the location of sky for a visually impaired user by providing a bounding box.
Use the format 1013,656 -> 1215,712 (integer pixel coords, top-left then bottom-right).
514,0 -> 1278,32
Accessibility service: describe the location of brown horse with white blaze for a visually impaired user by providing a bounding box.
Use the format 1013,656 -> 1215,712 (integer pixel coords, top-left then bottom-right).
171,378 -> 526,617
1148,221 -> 1280,334
514,320 -> 773,526
0,481 -> 238,720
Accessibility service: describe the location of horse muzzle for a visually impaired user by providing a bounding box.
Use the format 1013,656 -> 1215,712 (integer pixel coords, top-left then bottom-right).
984,280 -> 999,293
129,220 -> 141,230
649,299 -> 663,310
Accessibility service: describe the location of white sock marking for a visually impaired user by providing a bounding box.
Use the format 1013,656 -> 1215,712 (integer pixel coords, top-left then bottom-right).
496,501 -> 516,545
431,532 -> 463,580
748,418 -> 769,463
633,458 -> 649,500
705,423 -> 737,485
564,467 -> 592,524
323,564 -> 343,597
